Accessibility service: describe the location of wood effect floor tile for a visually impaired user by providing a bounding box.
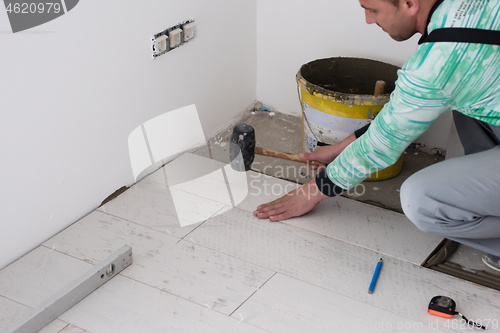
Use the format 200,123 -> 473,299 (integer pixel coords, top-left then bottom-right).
58,275 -> 270,333
146,153 -> 301,215
99,179 -> 225,237
188,207 -> 500,331
0,247 -> 93,308
231,273 -> 447,333
284,196 -> 443,265
0,296 -> 68,333
43,211 -> 275,315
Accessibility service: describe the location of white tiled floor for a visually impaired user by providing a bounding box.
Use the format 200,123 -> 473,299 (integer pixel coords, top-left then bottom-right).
1,153 -> 500,333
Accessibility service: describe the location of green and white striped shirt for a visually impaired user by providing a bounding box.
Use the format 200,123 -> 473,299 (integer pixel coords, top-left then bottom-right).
326,0 -> 500,190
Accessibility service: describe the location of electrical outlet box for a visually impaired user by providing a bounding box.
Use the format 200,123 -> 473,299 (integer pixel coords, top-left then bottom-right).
153,35 -> 168,54
169,28 -> 183,48
182,22 -> 196,42
152,18 -> 195,59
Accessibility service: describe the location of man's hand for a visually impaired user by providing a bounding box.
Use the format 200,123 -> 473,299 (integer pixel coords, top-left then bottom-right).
299,133 -> 356,171
254,177 -> 328,222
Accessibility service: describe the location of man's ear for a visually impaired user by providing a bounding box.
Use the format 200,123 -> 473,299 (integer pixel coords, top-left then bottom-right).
403,0 -> 419,15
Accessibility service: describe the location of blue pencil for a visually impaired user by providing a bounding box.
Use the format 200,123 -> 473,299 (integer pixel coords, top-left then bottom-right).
368,258 -> 383,294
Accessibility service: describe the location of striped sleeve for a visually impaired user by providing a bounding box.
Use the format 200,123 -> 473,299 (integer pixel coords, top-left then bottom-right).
325,70 -> 451,189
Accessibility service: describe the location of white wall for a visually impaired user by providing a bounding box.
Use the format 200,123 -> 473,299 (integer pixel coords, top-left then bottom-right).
0,0 -> 256,269
256,0 -> 451,149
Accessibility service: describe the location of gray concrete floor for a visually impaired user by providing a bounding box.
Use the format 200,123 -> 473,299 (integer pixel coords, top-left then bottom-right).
194,110 -> 445,214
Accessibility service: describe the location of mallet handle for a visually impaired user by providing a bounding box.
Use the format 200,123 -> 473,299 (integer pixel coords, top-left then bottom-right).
374,80 -> 386,95
255,147 -> 321,166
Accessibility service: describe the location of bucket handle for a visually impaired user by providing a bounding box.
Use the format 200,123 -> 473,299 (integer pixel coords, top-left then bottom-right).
297,83 -> 320,144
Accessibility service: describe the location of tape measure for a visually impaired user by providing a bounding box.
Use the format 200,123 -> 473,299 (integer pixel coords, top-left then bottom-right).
428,296 -> 485,330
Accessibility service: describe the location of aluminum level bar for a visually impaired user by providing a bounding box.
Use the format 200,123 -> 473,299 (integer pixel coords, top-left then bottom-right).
3,245 -> 133,333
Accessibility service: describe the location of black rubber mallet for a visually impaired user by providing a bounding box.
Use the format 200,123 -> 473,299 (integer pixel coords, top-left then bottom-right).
229,123 -> 320,171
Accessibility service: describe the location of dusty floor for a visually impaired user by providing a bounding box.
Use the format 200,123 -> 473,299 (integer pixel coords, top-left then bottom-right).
194,110 -> 445,214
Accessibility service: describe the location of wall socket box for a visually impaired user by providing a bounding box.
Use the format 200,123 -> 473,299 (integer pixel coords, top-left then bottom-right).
151,18 -> 196,59
169,28 -> 183,48
153,35 -> 168,54
183,22 -> 196,42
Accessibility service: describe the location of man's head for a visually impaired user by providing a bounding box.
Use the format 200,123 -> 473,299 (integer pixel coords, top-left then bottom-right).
359,0 -> 423,41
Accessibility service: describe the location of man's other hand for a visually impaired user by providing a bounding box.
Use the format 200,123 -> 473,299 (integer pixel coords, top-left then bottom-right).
300,133 -> 357,171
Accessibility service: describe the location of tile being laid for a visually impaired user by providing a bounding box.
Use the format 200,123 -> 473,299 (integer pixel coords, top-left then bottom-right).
231,273 -> 440,333
283,196 -> 443,265
146,153 -> 226,188
147,153 -> 301,214
43,211 -> 275,316
192,156 -> 440,265
236,171 -> 300,213
146,153 -> 249,207
0,296 -> 68,333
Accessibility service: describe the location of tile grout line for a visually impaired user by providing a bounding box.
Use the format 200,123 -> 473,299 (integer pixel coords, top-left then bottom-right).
95,210 -> 182,240
282,219 -> 432,267
114,272 -> 277,333
117,274 -> 232,317
0,294 -> 34,310
140,172 -> 416,267
40,244 -> 96,266
38,244 -> 240,318
40,200 -> 455,329
42,240 -> 478,329
181,205 -> 230,241
55,323 -> 70,333
43,209 -> 453,320
40,246 -> 229,316
228,272 -> 277,317
0,294 -> 72,331
93,205 -> 427,270
229,203 -> 430,267
38,243 -> 275,320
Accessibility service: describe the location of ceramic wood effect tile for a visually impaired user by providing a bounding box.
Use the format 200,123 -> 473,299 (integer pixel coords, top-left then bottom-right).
99,179 -> 225,238
146,153 -> 301,215
284,196 -> 443,265
188,207 -> 500,331
147,153 -> 250,211
0,296 -> 68,333
57,274 -> 270,333
235,171 -> 300,214
43,211 -> 275,315
166,154 -> 441,266
0,247 -> 93,308
231,273 -> 445,333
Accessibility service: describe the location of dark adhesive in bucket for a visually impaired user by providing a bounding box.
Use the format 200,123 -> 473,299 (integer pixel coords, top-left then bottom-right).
297,57 -> 403,180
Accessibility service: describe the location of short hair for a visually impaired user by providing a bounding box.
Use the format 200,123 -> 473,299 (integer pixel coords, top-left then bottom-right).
384,0 -> 400,7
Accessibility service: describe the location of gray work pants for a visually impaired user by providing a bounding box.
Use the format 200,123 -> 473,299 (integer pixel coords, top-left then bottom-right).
401,111 -> 500,256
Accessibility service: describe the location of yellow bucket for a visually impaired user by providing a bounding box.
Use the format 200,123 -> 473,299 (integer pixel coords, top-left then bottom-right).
297,57 -> 403,181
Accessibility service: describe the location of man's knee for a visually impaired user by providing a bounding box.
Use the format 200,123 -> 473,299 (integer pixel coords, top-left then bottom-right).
400,171 -> 436,233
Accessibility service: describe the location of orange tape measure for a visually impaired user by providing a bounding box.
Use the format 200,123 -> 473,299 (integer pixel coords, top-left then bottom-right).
428,296 -> 485,330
